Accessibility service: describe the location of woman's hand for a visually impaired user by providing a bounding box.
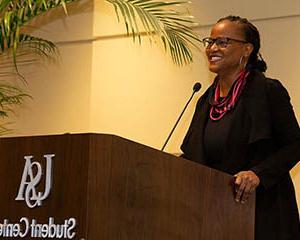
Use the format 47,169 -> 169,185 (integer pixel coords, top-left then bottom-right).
234,170 -> 260,203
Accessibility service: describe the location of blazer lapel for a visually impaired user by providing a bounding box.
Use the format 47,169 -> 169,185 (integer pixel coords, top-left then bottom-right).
221,71 -> 272,173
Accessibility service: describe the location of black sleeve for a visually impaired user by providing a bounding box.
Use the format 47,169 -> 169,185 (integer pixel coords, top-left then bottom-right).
251,79 -> 300,189
180,98 -> 202,160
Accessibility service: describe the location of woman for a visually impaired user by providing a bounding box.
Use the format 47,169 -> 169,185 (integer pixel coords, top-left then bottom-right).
181,16 -> 300,239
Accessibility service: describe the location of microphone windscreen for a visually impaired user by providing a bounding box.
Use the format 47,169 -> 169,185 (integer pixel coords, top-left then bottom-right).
193,82 -> 202,92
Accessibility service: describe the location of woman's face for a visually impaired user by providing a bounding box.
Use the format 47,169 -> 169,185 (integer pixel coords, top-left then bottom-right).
205,20 -> 252,76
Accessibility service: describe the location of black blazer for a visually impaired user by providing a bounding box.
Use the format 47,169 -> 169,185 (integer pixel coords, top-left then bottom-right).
181,70 -> 300,240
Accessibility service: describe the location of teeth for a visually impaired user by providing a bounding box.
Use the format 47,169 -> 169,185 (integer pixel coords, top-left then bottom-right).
211,56 -> 222,61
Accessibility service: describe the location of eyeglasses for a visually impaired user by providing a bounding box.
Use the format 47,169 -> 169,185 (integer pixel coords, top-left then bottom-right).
202,37 -> 248,49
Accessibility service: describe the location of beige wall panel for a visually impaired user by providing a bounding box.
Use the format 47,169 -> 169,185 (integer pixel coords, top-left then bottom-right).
90,37 -> 210,150
8,43 -> 93,136
27,0 -> 94,42
93,0 -> 128,36
191,0 -> 300,25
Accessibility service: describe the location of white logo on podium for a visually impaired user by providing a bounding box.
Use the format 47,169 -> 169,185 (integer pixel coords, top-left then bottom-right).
15,154 -> 55,208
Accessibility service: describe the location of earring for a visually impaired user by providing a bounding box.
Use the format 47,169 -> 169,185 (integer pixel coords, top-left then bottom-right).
239,56 -> 244,65
239,56 -> 247,68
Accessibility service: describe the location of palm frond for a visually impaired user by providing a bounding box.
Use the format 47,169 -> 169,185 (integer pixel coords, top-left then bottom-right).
0,1 -> 80,132
0,0 -> 77,72
0,84 -> 29,106
107,0 -> 201,65
19,34 -> 58,57
0,83 -> 30,135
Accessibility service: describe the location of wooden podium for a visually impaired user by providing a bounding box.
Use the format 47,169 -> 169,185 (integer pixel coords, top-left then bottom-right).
0,133 -> 255,240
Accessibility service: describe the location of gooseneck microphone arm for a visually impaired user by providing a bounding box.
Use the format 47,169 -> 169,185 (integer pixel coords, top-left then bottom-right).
161,82 -> 201,151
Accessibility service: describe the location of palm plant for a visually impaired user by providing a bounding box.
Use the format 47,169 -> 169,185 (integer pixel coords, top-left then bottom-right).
108,0 -> 200,65
0,0 -> 200,133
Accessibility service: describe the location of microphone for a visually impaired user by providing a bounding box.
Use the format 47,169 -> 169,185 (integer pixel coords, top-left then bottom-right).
161,82 -> 202,151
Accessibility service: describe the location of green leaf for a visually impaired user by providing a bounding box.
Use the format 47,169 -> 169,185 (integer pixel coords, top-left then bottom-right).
107,0 -> 200,65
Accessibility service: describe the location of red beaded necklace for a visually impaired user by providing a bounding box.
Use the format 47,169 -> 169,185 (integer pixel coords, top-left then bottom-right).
209,69 -> 249,121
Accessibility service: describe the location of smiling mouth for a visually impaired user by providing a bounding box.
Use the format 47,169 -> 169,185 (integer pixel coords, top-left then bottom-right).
210,56 -> 222,62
